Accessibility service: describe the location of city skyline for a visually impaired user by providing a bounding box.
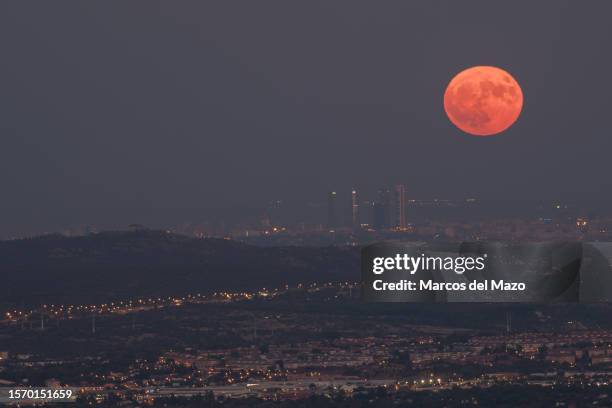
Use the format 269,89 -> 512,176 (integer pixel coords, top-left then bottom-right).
2,1 -> 612,238
2,2 -> 612,406
4,187 -> 609,240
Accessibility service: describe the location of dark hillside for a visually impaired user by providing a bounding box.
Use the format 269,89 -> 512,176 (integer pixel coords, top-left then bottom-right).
0,231 -> 359,307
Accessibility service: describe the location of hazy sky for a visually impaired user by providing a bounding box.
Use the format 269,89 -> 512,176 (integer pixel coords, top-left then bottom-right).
1,1 -> 611,236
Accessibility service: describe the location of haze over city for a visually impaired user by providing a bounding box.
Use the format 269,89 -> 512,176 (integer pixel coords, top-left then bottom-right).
2,1 -> 612,238
3,2 -> 612,407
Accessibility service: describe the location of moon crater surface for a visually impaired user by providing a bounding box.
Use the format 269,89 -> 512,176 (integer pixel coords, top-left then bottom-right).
444,66 -> 523,136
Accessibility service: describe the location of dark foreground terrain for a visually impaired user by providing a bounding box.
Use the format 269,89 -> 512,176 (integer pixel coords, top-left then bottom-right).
2,284 -> 612,407
2,232 -> 612,407
0,230 -> 359,308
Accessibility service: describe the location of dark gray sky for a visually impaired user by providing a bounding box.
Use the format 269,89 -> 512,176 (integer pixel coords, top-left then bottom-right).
1,1 -> 611,236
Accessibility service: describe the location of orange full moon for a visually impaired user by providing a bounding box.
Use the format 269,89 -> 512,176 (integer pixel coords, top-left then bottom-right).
444,66 -> 523,136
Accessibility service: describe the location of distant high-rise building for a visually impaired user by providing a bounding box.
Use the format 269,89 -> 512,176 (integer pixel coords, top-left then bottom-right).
327,191 -> 338,230
267,200 -> 283,226
372,185 -> 407,230
373,188 -> 393,230
351,189 -> 360,229
394,184 -> 406,229
372,202 -> 386,230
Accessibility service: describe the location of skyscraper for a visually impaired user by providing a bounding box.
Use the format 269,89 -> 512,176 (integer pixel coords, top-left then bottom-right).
373,188 -> 392,230
394,184 -> 406,230
351,189 -> 360,229
327,191 -> 338,230
373,185 -> 407,231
